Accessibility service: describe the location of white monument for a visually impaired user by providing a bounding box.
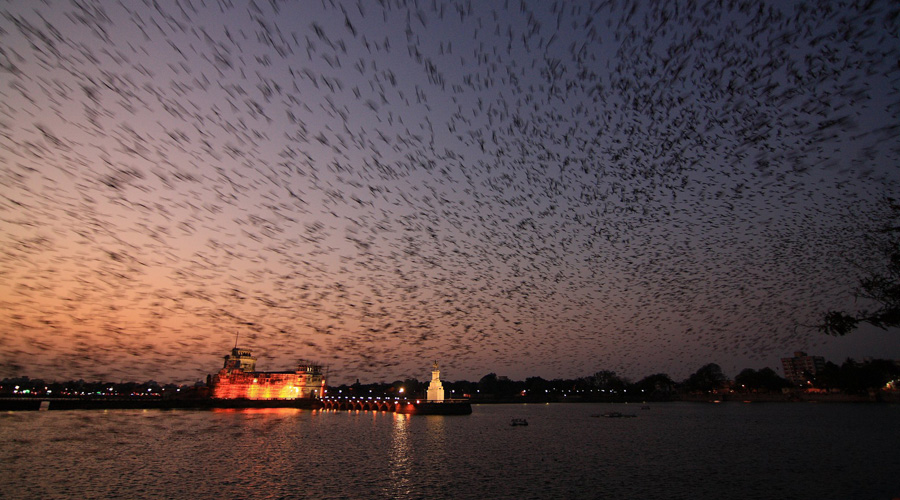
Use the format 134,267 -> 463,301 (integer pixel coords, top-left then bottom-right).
426,361 -> 445,401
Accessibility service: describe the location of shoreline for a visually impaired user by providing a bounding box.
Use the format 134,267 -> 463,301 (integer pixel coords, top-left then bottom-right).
0,397 -> 323,411
2,391 -> 896,411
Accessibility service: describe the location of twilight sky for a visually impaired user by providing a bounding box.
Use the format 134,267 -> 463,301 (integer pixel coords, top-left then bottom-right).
1,0 -> 898,385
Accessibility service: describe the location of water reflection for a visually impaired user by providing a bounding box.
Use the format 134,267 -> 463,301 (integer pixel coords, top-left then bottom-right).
386,413 -> 411,498
209,407 -> 302,415
424,416 -> 450,488
4,404 -> 896,499
425,415 -> 445,438
425,416 -> 447,458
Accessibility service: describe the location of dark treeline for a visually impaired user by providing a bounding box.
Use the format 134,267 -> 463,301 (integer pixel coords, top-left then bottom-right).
0,378 -> 199,398
328,359 -> 900,402
2,358 -> 897,401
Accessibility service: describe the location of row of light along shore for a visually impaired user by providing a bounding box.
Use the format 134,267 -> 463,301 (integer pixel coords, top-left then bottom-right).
0,347 -> 472,414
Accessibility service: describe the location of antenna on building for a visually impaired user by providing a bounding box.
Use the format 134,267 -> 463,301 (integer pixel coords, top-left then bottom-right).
234,331 -> 239,349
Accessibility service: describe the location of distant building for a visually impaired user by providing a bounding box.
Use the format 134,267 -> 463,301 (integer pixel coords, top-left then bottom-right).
426,361 -> 445,401
208,347 -> 325,400
781,351 -> 825,385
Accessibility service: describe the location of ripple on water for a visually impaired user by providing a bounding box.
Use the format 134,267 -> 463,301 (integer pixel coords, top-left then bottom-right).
0,404 -> 898,500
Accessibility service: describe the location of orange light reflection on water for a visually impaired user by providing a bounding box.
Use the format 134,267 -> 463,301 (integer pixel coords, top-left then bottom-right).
210,407 -> 302,415
386,411 -> 411,498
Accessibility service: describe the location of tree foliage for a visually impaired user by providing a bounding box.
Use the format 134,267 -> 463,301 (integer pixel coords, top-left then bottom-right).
683,363 -> 728,392
476,373 -> 523,398
633,373 -> 676,394
477,373 -> 498,394
822,198 -> 900,335
734,367 -> 790,392
810,358 -> 900,394
525,376 -> 548,393
587,370 -> 629,391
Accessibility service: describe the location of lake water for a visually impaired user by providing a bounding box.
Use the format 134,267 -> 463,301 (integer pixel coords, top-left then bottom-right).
1,402 -> 897,500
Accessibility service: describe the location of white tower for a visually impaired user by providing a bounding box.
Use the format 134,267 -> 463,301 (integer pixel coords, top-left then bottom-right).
427,361 -> 445,401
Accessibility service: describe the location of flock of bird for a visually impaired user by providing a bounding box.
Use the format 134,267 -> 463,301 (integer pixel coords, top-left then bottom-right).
1,0 -> 898,384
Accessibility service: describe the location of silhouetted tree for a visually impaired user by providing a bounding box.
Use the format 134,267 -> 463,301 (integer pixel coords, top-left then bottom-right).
525,376 -> 548,393
810,361 -> 842,390
495,376 -> 524,398
587,370 -> 628,392
402,378 -> 423,397
477,373 -> 498,396
683,363 -> 728,392
734,368 -> 790,392
633,373 -> 676,394
836,358 -> 899,394
822,198 -> 900,335
808,358 -> 899,393
444,379 -> 476,397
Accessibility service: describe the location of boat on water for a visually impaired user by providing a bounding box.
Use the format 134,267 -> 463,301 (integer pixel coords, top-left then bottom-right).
510,418 -> 528,426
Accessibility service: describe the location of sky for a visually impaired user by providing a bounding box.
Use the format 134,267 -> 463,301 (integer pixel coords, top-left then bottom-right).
1,0 -> 898,385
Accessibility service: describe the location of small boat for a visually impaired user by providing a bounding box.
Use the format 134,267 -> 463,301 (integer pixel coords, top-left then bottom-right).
510,418 -> 528,426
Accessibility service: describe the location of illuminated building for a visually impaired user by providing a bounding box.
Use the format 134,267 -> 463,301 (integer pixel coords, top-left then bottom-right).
426,361 -> 445,401
781,351 -> 825,386
208,347 -> 325,400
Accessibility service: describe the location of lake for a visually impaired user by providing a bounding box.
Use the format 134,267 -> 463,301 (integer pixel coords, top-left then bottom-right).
1,402 -> 897,499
